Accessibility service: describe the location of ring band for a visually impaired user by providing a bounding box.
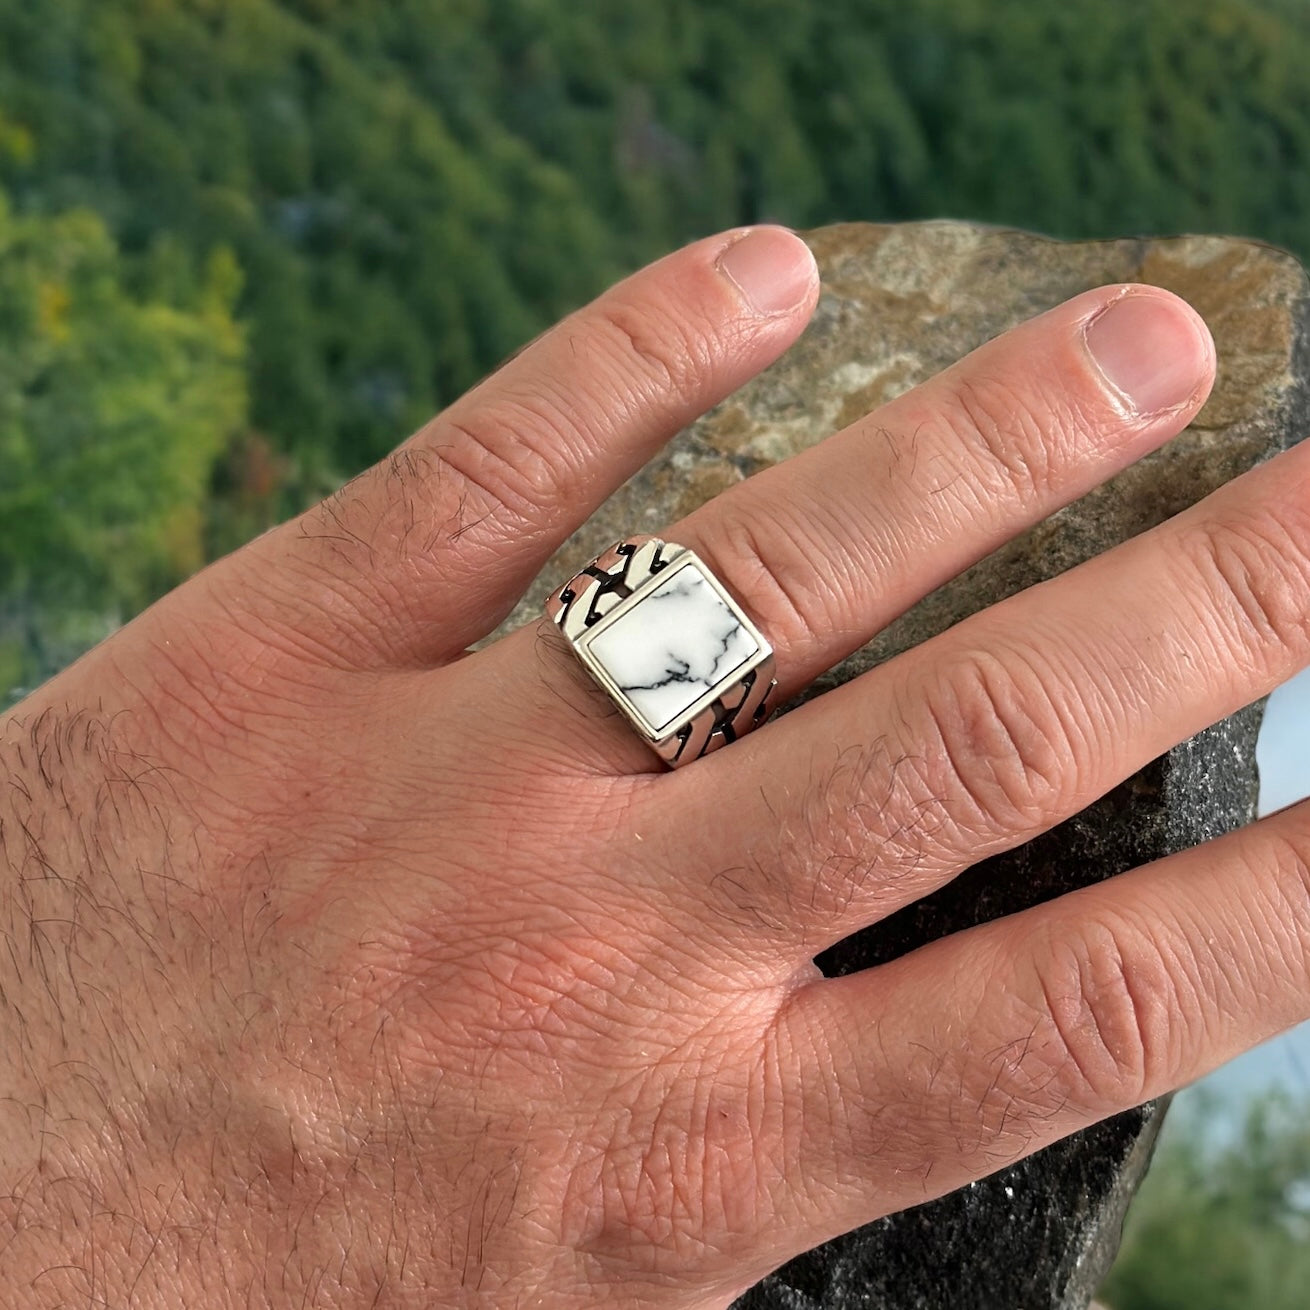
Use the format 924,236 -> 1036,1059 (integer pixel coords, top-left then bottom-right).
545,536 -> 778,767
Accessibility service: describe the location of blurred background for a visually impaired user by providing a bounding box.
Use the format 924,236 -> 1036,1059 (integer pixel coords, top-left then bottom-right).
1,2 -> 1308,1304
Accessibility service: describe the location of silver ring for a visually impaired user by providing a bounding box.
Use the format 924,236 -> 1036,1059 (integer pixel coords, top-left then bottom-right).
545,536 -> 778,768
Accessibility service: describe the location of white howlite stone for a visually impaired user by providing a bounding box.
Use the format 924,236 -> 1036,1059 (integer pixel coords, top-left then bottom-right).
586,564 -> 759,732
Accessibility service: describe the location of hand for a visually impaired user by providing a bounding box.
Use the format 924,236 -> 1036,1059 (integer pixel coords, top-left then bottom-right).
3,224 -> 1307,1309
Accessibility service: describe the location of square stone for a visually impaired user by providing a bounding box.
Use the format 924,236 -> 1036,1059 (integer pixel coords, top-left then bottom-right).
581,561 -> 761,735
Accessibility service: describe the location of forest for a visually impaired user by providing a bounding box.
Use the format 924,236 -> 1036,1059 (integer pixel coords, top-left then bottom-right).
6,0 -> 1310,686
3,3 -> 1310,1303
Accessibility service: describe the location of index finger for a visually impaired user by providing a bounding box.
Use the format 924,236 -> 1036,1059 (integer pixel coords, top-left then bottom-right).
225,226 -> 820,670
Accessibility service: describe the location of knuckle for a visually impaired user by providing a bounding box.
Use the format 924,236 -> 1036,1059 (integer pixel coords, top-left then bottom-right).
945,371 -> 1065,505
588,293 -> 710,400
432,394 -> 584,529
705,500 -> 846,652
423,286 -> 724,529
576,1074 -> 766,1269
774,648 -> 1089,929
1026,913 -> 1180,1109
375,443 -> 449,520
344,445 -> 462,562
915,648 -> 1076,839
1183,511 -> 1310,660
775,984 -> 972,1186
777,737 -> 928,928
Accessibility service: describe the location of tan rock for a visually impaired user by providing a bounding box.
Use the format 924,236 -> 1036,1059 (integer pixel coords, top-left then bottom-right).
504,222 -> 1310,1310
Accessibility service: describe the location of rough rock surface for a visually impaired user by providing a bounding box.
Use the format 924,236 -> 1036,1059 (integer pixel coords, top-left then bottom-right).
503,221 -> 1310,1307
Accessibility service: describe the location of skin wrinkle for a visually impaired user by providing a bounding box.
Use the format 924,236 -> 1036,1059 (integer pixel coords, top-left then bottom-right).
111,645 -> 473,901
435,410 -> 574,533
721,565 -> 1229,965
773,946 -> 1084,1223
588,297 -> 685,398
757,735 -> 954,941
306,449 -> 436,566
0,706 -> 414,1309
1047,905 -> 1216,1110
571,1052 -> 765,1275
917,647 -> 1071,837
707,502 -> 835,648
8,243 -> 1310,1307
135,590 -> 352,719
1182,513 -> 1310,662
945,369 -> 1066,505
289,449 -> 498,666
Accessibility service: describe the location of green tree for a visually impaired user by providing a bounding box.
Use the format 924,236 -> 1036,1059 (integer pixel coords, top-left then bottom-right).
6,0 -> 1310,492
0,0 -> 618,484
6,0 -> 1310,683
0,190 -> 246,692
1102,1090 -> 1310,1310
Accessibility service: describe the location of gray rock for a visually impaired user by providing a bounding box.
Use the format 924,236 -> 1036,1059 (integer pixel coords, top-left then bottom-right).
507,221 -> 1310,1307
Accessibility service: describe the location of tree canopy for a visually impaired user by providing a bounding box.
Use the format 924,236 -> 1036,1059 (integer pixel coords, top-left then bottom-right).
0,188 -> 244,689
4,0 -> 1310,686
5,0 -> 1310,489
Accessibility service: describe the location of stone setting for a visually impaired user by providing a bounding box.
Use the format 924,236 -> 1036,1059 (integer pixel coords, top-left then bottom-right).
545,536 -> 777,765
576,556 -> 768,739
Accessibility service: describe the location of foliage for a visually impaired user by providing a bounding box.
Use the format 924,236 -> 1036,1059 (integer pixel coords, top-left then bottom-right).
0,0 -> 617,490
5,0 -> 1310,495
1101,1089 -> 1310,1310
0,189 -> 245,690
5,0 -> 1310,672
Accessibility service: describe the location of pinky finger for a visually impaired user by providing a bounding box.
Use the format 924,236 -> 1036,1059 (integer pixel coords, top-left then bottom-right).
766,796 -> 1310,1251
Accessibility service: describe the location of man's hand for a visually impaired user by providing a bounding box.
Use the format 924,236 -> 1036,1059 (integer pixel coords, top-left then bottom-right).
3,225 -> 1307,1308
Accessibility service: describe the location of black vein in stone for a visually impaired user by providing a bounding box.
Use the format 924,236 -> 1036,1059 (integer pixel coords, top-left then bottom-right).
618,622 -> 742,696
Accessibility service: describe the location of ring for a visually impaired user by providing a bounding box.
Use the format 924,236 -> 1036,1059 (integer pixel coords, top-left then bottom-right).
545,536 -> 778,767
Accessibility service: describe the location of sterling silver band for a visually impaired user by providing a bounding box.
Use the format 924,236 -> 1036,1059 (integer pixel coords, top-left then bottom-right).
545,536 -> 777,767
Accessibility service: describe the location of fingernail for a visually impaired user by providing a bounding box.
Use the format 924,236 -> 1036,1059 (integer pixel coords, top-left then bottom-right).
1084,292 -> 1212,416
716,227 -> 817,316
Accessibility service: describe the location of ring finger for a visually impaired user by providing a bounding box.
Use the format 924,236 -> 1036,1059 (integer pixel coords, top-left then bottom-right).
675,437 -> 1310,966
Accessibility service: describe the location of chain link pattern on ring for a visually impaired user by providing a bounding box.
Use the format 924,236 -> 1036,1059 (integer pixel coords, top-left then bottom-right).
544,535 -> 778,767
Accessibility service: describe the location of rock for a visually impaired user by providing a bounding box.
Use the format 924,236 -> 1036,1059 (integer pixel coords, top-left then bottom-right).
503,221 -> 1310,1307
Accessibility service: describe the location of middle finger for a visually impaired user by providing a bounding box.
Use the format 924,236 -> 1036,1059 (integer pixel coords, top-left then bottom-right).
491,283 -> 1214,776
659,281 -> 1213,702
